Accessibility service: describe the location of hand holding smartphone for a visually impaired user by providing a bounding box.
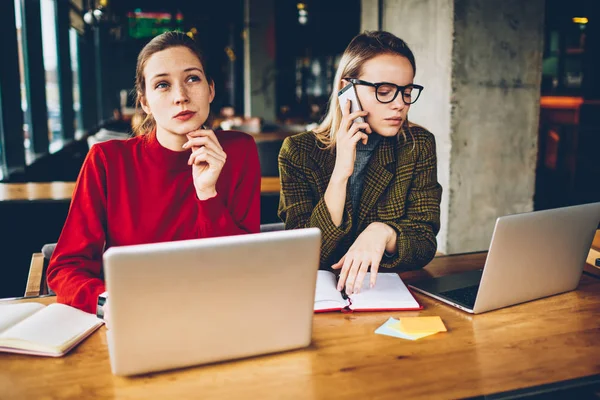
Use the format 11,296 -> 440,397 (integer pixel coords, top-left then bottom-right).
337,82 -> 370,148
338,83 -> 365,124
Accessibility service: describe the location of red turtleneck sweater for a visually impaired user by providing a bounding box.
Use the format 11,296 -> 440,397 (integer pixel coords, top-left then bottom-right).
47,130 -> 261,313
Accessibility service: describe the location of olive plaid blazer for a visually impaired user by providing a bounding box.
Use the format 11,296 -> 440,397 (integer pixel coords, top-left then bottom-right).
278,126 -> 442,271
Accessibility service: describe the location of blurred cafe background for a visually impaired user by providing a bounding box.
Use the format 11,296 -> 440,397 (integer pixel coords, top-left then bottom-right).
0,0 -> 599,298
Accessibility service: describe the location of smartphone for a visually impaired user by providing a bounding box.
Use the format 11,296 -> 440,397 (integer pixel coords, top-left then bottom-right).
338,82 -> 365,124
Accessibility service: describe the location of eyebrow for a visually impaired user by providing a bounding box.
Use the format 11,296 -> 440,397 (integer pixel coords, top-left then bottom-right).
149,67 -> 204,81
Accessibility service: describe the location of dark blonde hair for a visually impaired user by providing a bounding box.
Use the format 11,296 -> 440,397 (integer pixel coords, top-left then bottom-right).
132,31 -> 213,136
314,31 -> 417,149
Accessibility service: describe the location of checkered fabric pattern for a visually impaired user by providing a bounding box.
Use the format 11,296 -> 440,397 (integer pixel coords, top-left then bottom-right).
278,127 -> 442,271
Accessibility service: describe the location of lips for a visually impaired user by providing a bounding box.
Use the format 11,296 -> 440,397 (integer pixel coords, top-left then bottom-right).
173,110 -> 196,121
385,117 -> 404,125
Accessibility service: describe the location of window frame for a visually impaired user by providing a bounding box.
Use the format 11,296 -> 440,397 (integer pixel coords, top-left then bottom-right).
20,0 -> 50,156
0,0 -> 26,180
55,0 -> 76,144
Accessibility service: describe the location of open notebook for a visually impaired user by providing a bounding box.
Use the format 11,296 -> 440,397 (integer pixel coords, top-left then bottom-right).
314,271 -> 422,312
0,302 -> 104,357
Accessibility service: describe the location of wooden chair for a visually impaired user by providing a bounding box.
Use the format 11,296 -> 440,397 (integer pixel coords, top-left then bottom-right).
25,244 -> 56,297
25,254 -> 45,297
256,139 -> 284,177
24,223 -> 286,297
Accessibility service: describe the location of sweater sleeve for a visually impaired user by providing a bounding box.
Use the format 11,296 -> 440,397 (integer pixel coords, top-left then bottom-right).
46,145 -> 108,314
278,137 -> 352,264
196,136 -> 261,236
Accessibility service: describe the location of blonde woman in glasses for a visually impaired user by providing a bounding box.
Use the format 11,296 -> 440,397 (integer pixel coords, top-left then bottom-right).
278,31 -> 442,297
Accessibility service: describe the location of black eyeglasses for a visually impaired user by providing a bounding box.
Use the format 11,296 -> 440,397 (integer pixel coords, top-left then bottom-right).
344,78 -> 424,105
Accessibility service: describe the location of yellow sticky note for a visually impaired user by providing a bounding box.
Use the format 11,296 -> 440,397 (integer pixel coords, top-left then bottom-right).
387,321 -> 439,340
398,316 -> 447,334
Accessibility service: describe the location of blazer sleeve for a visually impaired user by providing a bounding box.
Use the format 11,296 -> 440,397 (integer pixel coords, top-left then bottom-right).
381,132 -> 442,270
278,137 -> 352,265
46,145 -> 108,314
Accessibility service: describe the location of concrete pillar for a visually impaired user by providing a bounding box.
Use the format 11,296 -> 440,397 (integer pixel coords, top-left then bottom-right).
244,0 -> 276,121
361,0 -> 380,31
448,0 -> 544,253
381,0 -> 454,254
374,0 -> 544,253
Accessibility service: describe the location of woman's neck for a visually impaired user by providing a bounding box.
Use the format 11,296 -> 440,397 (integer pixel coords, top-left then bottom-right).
155,127 -> 187,152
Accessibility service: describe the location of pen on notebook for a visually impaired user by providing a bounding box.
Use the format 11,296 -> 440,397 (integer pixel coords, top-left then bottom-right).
336,275 -> 349,300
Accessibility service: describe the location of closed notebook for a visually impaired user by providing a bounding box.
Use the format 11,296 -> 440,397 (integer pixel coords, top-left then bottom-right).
0,302 -> 104,357
314,271 -> 421,312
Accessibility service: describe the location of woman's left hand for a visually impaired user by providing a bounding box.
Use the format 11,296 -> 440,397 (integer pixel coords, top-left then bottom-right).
332,222 -> 396,295
183,128 -> 227,200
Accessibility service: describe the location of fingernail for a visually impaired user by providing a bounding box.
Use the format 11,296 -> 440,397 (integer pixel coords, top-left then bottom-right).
182,142 -> 189,149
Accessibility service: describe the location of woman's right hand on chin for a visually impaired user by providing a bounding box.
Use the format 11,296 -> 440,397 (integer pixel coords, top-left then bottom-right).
183,128 -> 227,200
333,99 -> 371,179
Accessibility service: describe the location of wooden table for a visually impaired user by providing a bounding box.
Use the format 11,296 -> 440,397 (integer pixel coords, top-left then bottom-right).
2,253 -> 600,399
0,178 -> 281,201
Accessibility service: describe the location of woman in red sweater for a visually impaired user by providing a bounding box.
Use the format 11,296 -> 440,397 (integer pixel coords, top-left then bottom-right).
47,31 -> 261,314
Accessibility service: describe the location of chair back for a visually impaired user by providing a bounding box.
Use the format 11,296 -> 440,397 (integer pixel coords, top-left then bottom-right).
256,140 -> 284,177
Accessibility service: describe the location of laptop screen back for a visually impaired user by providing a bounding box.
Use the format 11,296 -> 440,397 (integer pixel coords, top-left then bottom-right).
103,228 -> 321,376
474,202 -> 600,313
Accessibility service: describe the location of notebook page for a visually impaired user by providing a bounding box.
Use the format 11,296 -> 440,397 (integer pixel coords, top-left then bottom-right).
349,273 -> 419,310
314,271 -> 346,311
0,303 -> 103,354
0,303 -> 45,334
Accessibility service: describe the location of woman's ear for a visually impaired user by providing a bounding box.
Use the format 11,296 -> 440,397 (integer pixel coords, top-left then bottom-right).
208,81 -> 215,104
139,94 -> 151,115
339,79 -> 349,91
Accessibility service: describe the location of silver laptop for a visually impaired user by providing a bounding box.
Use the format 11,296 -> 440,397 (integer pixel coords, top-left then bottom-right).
409,202 -> 600,314
103,228 -> 321,376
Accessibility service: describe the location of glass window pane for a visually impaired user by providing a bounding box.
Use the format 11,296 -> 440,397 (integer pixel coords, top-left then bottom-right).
69,28 -> 82,137
41,0 -> 62,152
14,0 -> 30,153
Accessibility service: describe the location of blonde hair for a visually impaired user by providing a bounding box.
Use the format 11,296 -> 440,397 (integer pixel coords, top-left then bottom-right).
314,31 -> 417,149
132,31 -> 213,136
